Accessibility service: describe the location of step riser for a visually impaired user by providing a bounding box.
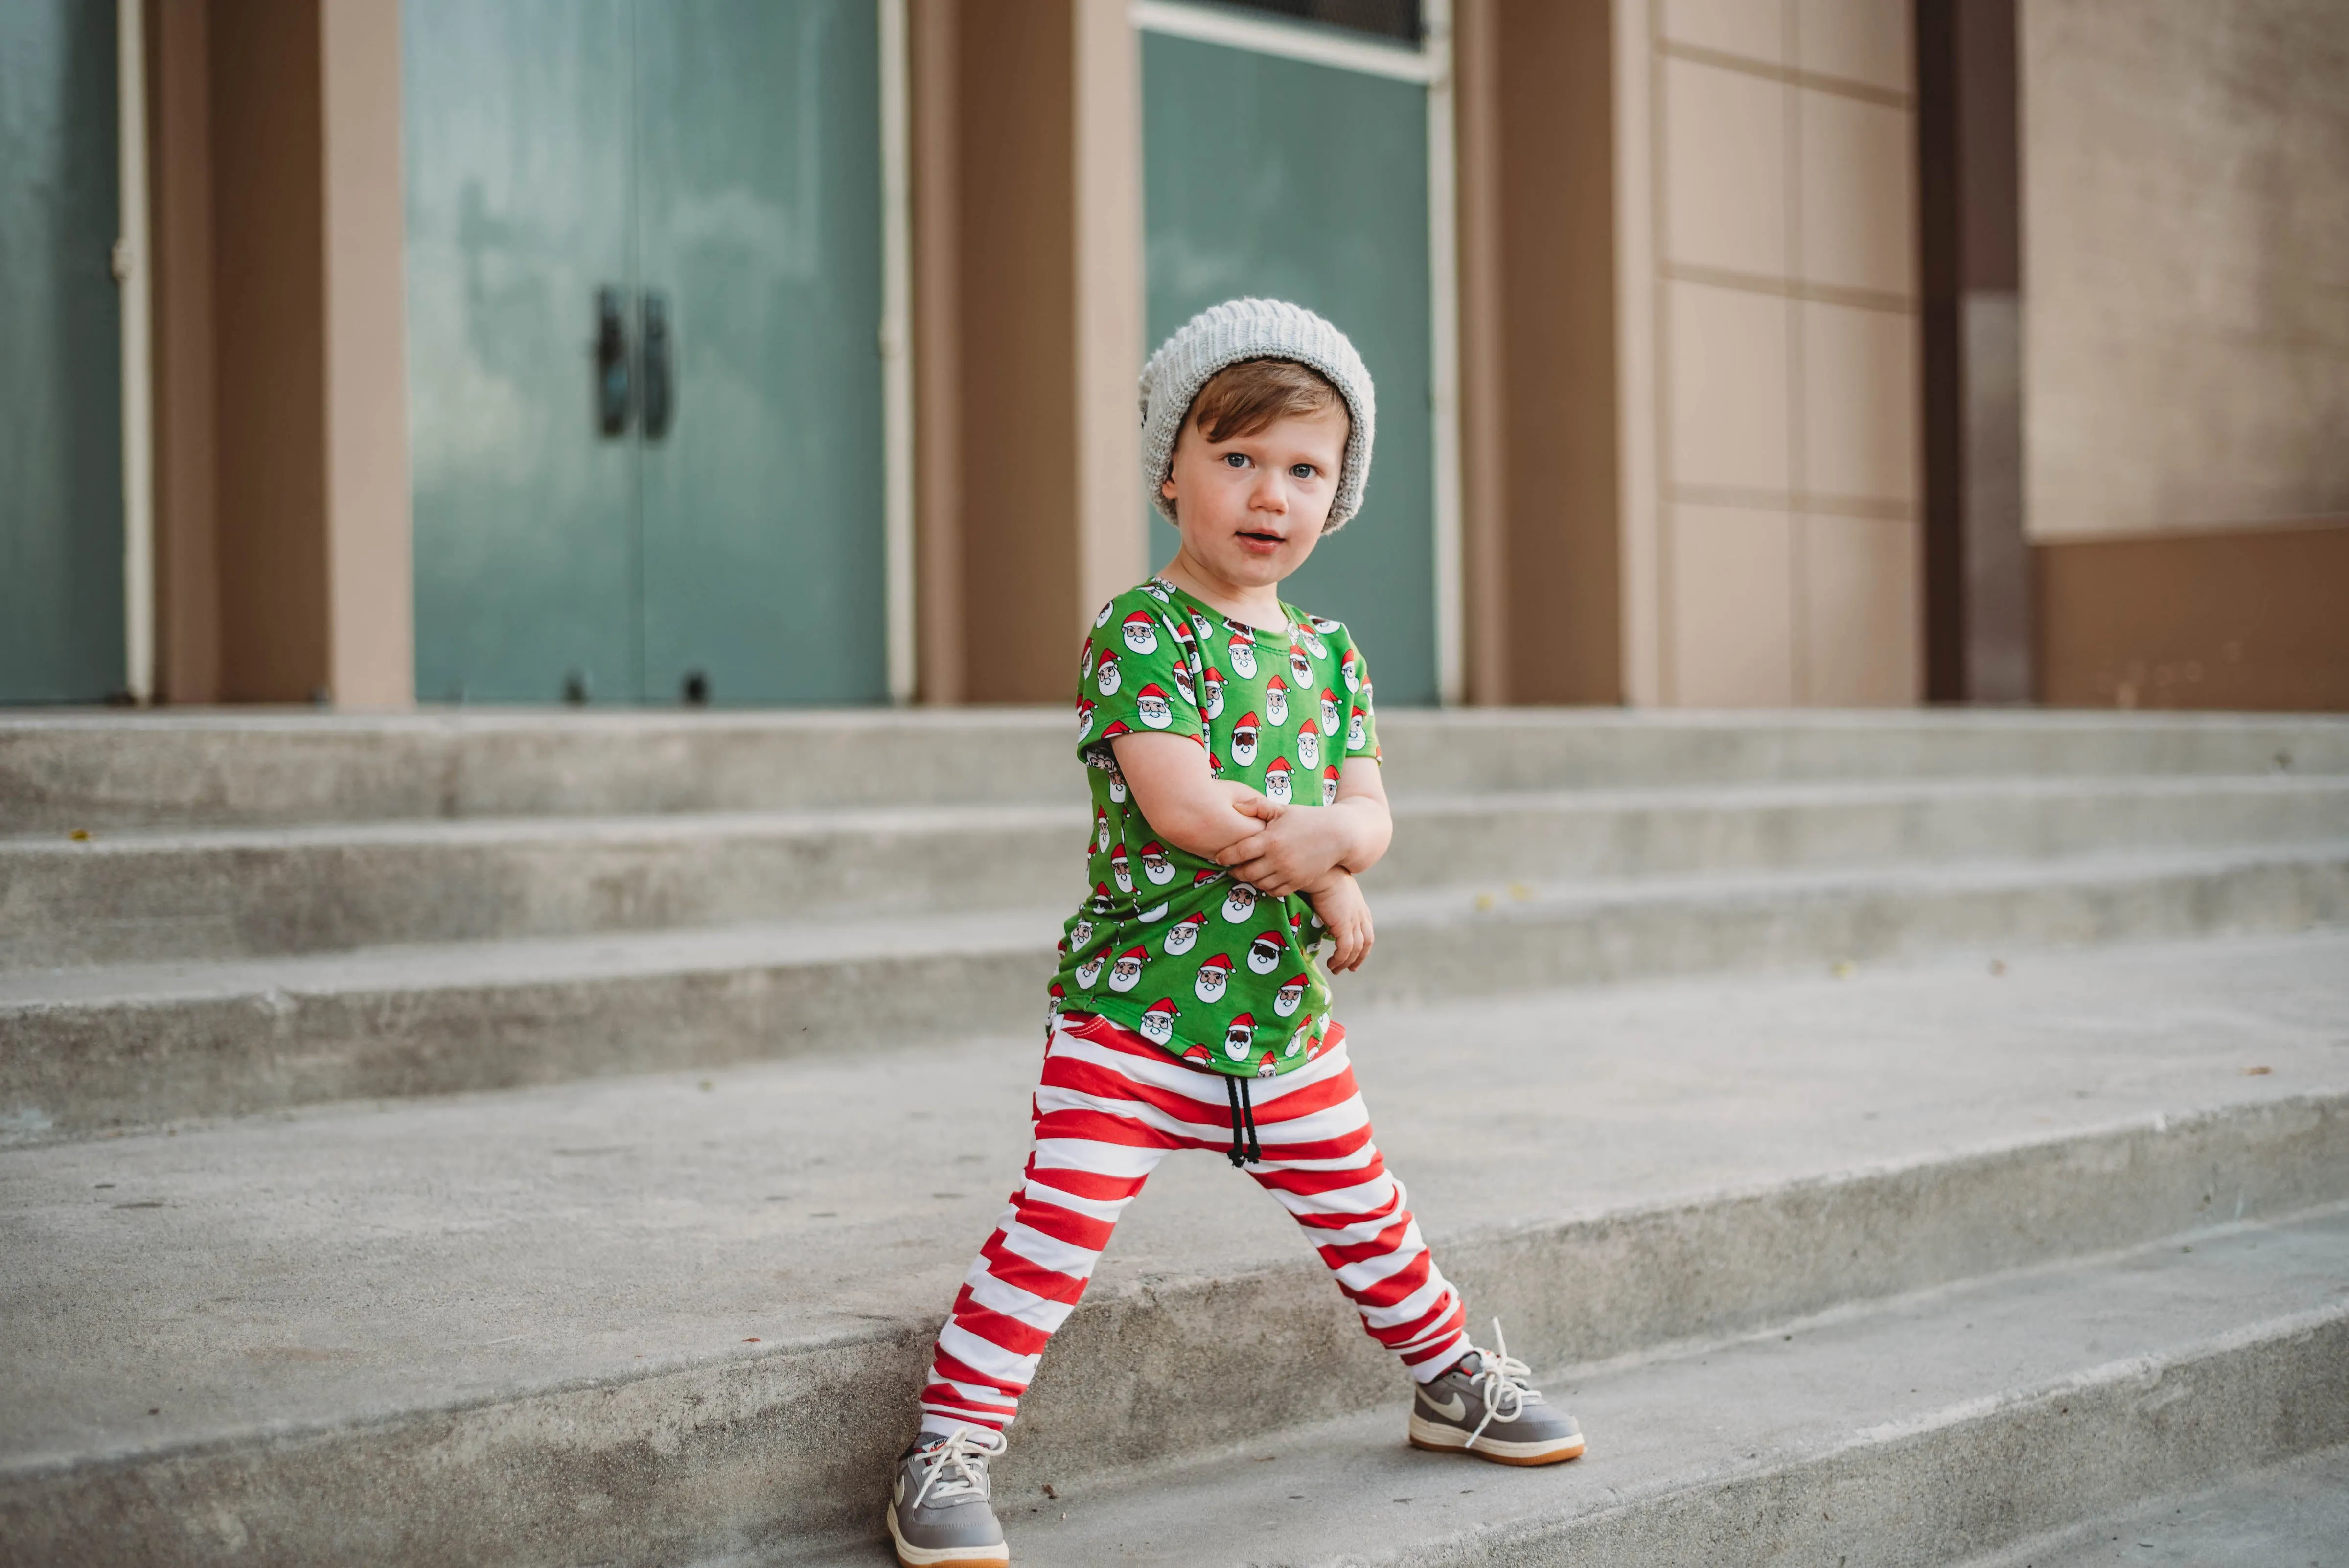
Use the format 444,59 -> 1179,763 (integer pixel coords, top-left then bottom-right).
13,782 -> 2345,970
1405,1311 -> 2349,1568
12,855 -> 2343,1140
1347,853 -> 2349,1007
0,815 -> 1087,969
1380,780 -> 2349,896
2,1099 -> 2339,1565
10,713 -> 2346,831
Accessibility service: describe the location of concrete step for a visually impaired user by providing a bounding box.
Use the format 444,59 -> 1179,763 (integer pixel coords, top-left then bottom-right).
8,845 -> 2345,1139
858,1209 -> 2349,1568
11,775 -> 2345,970
1,933 -> 2344,1565
1957,1442 -> 2349,1567
33,844 -> 2349,1130
9,709 -> 2347,832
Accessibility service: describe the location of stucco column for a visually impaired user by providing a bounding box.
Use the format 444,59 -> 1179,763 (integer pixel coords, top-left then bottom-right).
1070,0 -> 1146,631
320,0 -> 413,707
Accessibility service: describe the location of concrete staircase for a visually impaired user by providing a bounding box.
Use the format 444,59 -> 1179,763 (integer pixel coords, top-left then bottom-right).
2,708 -> 2346,1565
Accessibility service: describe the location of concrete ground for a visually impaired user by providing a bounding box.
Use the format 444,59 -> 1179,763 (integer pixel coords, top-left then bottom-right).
4,927 -> 2344,1473
1966,1444 -> 2349,1567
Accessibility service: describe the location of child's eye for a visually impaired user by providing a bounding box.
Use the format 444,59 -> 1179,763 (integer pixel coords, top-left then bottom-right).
1223,452 -> 1250,468
1290,464 -> 1317,480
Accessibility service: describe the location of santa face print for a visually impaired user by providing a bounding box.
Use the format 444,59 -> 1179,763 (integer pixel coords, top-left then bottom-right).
1288,646 -> 1313,688
1135,685 -> 1173,729
1138,900 -> 1168,922
1075,949 -> 1106,988
1319,690 -> 1341,736
1195,957 -> 1232,1002
1143,579 -> 1173,603
1070,917 -> 1095,950
1202,668 -> 1226,719
1341,651 -> 1360,692
1138,1001 -> 1178,1044
1190,610 -> 1215,647
1263,758 -> 1293,805
1301,629 -> 1328,660
1321,765 -> 1341,806
1076,699 -> 1095,739
1090,881 -> 1114,914
1347,709 -> 1368,751
1171,662 -> 1195,706
1247,932 -> 1285,974
1223,1015 -> 1254,1060
1095,600 -> 1115,629
1274,976 -> 1307,1017
1165,912 -> 1206,955
1265,679 -> 1289,728
1141,843 -> 1175,884
1108,946 -> 1145,992
1232,715 -> 1260,767
1256,1052 -> 1278,1078
1227,634 -> 1257,678
1095,810 -> 1111,853
1110,846 -> 1133,893
1288,1024 -> 1311,1058
1221,881 -> 1259,923
1106,767 -> 1128,803
1081,643 -> 1097,681
1095,655 -> 1121,696
1297,726 -> 1320,770
1122,612 -> 1159,654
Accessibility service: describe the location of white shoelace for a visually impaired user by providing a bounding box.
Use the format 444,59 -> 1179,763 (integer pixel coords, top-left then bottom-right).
1462,1318 -> 1537,1451
909,1425 -> 1008,1512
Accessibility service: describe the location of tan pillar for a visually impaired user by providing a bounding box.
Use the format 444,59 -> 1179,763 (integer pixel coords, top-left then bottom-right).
153,0 -> 412,707
320,0 -> 413,707
1070,0 -> 1146,628
922,0 -> 1145,703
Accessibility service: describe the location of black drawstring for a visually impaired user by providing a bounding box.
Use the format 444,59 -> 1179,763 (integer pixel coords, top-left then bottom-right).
1224,1073 -> 1262,1168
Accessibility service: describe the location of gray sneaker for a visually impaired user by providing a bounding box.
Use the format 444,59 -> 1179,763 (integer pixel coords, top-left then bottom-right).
888,1425 -> 1011,1567
1408,1320 -> 1586,1465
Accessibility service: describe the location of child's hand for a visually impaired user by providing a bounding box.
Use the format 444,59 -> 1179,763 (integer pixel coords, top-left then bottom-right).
1308,871 -> 1374,973
1215,808 -> 1349,896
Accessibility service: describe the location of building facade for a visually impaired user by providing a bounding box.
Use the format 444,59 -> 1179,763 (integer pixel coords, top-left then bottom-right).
3,0 -> 2344,710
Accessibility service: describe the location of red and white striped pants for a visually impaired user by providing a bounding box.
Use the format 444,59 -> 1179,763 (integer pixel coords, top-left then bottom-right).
919,1011 -> 1470,1437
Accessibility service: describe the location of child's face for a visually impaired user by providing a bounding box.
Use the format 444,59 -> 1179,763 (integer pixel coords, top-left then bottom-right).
1159,402 -> 1349,591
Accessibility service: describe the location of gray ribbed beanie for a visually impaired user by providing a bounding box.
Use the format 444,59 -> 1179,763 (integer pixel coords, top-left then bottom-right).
1138,298 -> 1376,532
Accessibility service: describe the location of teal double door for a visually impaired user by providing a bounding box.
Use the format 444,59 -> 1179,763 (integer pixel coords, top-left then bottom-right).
0,0 -> 124,703
1142,23 -> 1438,705
405,0 -> 887,706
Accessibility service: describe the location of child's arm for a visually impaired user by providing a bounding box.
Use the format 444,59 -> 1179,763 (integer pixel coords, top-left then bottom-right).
1110,733 -> 1284,860
1307,868 -> 1374,972
1213,757 -> 1391,896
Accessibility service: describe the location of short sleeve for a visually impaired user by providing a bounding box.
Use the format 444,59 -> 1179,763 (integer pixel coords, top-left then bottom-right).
1077,593 -> 1206,763
1336,635 -> 1379,762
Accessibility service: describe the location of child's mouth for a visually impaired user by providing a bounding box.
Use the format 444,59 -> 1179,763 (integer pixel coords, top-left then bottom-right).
1237,530 -> 1284,552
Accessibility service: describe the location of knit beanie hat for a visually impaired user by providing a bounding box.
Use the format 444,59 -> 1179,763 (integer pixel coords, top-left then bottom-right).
1138,298 -> 1377,532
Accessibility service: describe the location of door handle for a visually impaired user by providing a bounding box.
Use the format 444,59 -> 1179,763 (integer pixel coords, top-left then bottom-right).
596,287 -> 632,437
641,291 -> 674,440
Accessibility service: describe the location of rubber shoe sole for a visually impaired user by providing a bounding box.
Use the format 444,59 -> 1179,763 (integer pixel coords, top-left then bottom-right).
888,1507 -> 1011,1568
1408,1410 -> 1587,1466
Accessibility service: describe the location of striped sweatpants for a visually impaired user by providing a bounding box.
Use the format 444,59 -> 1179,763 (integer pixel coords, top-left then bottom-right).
918,1010 -> 1471,1437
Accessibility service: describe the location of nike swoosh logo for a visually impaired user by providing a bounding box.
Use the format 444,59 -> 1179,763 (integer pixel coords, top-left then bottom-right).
1419,1390 -> 1468,1421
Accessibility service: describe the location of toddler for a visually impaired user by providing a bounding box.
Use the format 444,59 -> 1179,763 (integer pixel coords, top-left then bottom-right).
888,299 -> 1583,1568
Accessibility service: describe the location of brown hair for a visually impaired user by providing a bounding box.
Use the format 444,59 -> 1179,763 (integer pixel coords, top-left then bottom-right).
1187,357 -> 1348,444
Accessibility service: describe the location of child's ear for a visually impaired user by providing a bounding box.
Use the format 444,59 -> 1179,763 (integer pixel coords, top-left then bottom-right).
1160,477 -> 1178,501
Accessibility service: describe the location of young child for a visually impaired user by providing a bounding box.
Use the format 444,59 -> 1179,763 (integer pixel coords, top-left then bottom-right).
888,299 -> 1583,1568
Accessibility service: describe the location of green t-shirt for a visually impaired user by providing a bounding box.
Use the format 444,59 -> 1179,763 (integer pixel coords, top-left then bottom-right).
1052,576 -> 1381,1078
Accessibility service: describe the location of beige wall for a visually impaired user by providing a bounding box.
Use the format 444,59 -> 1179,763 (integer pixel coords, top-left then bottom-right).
1616,0 -> 1923,707
2021,0 -> 2349,542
